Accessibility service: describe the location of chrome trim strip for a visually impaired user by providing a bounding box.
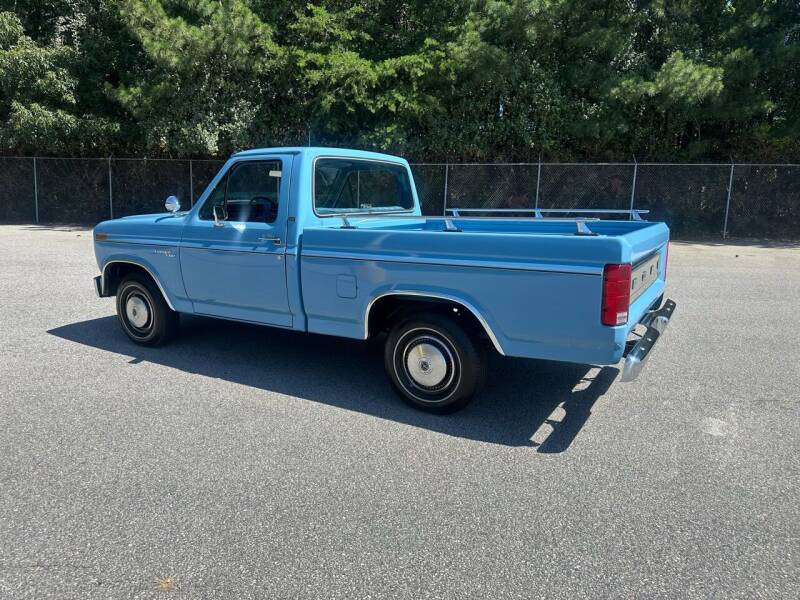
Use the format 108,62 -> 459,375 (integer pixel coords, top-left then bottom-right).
101,260 -> 177,311
364,291 -> 506,356
95,238 -> 176,247
302,250 -> 600,276
180,245 -> 284,255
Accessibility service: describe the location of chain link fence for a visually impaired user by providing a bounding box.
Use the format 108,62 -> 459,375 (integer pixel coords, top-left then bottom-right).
415,161 -> 799,238
0,157 -> 226,225
0,157 -> 798,238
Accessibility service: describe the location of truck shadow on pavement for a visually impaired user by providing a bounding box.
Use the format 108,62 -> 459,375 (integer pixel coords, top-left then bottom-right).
48,315 -> 617,450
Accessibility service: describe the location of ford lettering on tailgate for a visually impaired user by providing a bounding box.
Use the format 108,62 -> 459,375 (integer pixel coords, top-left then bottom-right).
630,254 -> 660,303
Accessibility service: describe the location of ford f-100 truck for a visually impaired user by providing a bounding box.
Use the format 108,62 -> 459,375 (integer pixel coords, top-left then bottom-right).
93,147 -> 676,413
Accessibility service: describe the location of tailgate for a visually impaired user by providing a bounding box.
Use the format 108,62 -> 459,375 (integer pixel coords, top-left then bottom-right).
590,220 -> 670,326
623,221 -> 670,265
623,222 -> 669,314
587,220 -> 669,265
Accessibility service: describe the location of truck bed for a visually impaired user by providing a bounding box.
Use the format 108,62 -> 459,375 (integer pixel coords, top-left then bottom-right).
298,217 -> 669,365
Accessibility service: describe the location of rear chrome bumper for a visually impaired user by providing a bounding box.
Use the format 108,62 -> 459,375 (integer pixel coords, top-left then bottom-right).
621,298 -> 676,382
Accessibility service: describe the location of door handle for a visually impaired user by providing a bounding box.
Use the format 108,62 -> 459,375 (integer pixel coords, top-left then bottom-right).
258,236 -> 282,246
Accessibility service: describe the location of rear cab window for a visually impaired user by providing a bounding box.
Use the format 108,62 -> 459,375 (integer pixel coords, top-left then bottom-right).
314,158 -> 414,216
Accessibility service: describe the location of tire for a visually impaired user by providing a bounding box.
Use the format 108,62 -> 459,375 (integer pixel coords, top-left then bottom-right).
384,312 -> 486,413
115,273 -> 179,346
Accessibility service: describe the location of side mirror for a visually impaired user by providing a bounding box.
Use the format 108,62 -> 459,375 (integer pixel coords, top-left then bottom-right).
165,195 -> 180,213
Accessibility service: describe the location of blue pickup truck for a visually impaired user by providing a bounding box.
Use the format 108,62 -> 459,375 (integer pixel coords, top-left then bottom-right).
93,147 -> 675,412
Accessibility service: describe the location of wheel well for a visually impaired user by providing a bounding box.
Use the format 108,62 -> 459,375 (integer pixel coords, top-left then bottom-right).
367,294 -> 500,353
103,262 -> 158,297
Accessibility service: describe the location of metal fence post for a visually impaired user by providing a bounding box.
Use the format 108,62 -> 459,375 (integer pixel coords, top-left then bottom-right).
629,160 -> 638,220
107,157 -> 114,219
723,162 -> 734,239
443,163 -> 449,215
535,153 -> 542,210
33,157 -> 39,223
189,159 -> 194,205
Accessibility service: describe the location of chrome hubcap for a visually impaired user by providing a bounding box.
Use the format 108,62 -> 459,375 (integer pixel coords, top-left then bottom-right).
125,295 -> 150,329
406,342 -> 449,388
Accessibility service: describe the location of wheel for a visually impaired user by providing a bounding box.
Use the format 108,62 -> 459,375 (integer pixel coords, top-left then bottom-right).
384,312 -> 486,413
115,273 -> 179,346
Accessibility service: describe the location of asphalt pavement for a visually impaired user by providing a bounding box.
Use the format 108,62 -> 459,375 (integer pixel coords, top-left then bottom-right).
1,225 -> 798,599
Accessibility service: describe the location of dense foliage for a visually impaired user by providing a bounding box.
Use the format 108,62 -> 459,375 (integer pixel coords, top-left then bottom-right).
0,1 -> 798,161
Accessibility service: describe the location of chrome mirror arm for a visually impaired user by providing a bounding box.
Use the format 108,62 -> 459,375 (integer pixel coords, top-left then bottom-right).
212,204 -> 226,227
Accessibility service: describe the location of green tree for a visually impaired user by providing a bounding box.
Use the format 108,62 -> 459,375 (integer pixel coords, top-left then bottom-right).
0,0 -> 796,160
113,0 -> 284,156
0,9 -> 118,153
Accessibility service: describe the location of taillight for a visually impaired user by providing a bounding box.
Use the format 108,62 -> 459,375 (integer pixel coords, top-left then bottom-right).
602,264 -> 632,326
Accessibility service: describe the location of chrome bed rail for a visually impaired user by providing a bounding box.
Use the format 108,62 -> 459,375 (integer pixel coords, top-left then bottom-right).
318,208 -> 650,234
445,207 -> 649,220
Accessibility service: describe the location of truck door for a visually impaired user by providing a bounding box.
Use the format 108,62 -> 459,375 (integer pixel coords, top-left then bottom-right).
179,155 -> 293,327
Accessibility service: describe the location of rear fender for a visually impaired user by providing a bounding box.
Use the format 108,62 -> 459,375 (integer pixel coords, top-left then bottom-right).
364,290 -> 505,355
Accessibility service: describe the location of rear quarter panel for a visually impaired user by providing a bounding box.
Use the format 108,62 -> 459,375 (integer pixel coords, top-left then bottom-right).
299,222 -> 669,365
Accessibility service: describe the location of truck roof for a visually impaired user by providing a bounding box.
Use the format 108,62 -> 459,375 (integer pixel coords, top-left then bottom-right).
232,146 -> 408,164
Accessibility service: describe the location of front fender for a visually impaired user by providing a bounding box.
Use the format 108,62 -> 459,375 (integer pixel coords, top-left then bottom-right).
95,243 -> 192,313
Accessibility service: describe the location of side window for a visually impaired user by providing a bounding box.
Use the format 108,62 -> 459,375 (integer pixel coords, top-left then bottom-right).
314,158 -> 413,215
198,174 -> 227,221
199,160 -> 281,223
